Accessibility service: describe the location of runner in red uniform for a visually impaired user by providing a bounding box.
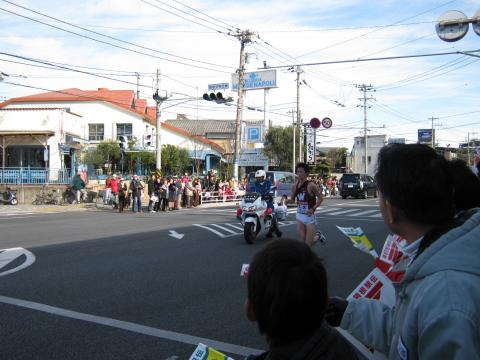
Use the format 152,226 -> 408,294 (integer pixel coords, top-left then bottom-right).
291,162 -> 324,246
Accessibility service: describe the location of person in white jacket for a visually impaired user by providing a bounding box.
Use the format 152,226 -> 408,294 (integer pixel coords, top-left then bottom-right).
326,144 -> 480,360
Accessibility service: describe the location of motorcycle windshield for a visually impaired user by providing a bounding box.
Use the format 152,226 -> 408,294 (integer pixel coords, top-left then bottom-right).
243,192 -> 260,203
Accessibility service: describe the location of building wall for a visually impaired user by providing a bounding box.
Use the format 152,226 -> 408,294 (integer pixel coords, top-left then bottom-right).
4,102 -> 222,159
0,108 -> 83,170
349,135 -> 387,175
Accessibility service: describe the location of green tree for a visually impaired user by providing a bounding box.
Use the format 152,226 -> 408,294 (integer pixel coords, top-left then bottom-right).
263,126 -> 300,171
326,147 -> 348,170
161,144 -> 191,176
84,140 -> 121,172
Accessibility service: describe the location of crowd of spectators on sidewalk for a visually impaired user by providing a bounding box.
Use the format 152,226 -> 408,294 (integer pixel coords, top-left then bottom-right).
93,170 -> 246,213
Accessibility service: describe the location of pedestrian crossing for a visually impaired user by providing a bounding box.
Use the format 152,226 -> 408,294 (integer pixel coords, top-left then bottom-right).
193,207 -> 382,238
193,220 -> 297,239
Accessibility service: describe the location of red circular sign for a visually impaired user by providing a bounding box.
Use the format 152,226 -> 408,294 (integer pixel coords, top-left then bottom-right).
322,117 -> 332,128
310,117 -> 321,129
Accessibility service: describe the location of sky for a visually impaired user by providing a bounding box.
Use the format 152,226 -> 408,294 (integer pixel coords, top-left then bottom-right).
0,0 -> 479,151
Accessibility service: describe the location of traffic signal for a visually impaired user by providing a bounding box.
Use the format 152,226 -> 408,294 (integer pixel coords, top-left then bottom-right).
202,92 -> 233,104
143,134 -> 153,148
118,135 -> 128,150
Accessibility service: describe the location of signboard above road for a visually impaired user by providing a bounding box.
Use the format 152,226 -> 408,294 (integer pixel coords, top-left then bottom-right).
238,148 -> 269,166
418,129 -> 433,143
208,83 -> 229,91
232,70 -> 277,91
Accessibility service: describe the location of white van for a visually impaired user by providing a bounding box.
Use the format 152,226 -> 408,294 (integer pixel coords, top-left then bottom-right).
246,171 -> 297,204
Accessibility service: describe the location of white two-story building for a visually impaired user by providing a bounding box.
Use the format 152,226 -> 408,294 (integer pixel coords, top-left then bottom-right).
0,87 -> 224,183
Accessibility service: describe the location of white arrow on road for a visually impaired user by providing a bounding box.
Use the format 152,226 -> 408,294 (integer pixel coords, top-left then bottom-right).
168,230 -> 184,239
0,247 -> 36,276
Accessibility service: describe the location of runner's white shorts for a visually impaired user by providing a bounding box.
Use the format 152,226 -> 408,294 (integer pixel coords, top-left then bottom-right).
296,212 -> 316,225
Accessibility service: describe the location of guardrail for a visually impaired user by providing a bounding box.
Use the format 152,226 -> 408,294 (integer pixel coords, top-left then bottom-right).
200,190 -> 245,204
0,168 -> 72,184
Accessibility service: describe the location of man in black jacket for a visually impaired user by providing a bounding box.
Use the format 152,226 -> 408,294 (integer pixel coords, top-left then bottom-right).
245,239 -> 358,360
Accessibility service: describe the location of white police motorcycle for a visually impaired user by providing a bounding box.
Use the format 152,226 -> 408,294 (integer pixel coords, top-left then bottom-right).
236,191 -> 287,244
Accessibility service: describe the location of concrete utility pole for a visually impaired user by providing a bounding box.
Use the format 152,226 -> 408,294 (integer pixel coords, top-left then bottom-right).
357,84 -> 374,174
296,66 -> 303,163
287,110 -> 296,172
153,69 -> 169,171
233,30 -> 255,180
135,72 -> 140,100
429,116 -> 439,148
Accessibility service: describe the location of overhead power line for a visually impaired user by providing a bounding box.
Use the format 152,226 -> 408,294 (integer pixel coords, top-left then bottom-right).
263,49 -> 480,69
0,1 -> 233,73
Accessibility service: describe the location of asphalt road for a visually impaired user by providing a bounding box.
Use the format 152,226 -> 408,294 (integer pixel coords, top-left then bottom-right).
0,197 -> 389,359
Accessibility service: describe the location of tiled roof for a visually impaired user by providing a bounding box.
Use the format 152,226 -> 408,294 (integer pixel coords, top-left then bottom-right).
165,119 -> 264,135
0,88 -> 225,154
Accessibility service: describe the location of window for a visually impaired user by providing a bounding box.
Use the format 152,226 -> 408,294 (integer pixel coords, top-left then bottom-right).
89,124 -> 104,141
117,123 -> 133,140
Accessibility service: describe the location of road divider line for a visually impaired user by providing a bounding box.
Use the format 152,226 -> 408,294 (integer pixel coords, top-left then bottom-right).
192,224 -> 228,238
327,209 -> 360,216
223,223 -> 243,231
210,224 -> 238,235
347,209 -> 379,216
0,294 -> 263,357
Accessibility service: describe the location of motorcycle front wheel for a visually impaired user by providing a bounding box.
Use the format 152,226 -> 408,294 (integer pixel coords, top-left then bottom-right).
244,222 -> 256,245
10,198 -> 18,205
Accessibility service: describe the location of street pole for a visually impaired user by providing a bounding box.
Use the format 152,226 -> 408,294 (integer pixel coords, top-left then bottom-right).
296,66 -> 303,163
363,86 -> 368,174
356,84 -> 374,174
233,30 -> 254,180
467,132 -> 471,166
292,110 -> 296,172
429,116 -> 439,148
135,72 -> 140,100
154,69 -> 169,172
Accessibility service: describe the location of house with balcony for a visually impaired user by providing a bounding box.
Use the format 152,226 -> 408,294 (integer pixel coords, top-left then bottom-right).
0,88 -> 225,184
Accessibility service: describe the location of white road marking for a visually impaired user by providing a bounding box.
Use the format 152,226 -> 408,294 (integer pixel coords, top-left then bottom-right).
347,209 -> 379,216
168,230 -> 184,239
192,224 -> 228,238
369,213 -> 383,218
210,224 -> 238,235
327,209 -> 361,216
0,247 -> 36,276
223,223 -> 243,231
0,295 -> 263,357
315,207 -> 340,213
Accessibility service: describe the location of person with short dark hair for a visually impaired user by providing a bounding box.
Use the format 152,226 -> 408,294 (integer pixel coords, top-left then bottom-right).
291,163 -> 324,246
448,159 -> 480,211
245,239 -> 358,360
326,144 -> 480,359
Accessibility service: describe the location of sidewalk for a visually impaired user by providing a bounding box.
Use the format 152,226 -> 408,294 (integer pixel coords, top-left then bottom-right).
0,200 -> 237,214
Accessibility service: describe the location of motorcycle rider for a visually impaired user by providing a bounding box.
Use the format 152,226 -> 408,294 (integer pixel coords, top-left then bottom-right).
248,169 -> 282,238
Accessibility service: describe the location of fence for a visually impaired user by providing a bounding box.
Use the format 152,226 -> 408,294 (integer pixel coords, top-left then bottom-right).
0,167 -> 72,185
200,190 -> 245,204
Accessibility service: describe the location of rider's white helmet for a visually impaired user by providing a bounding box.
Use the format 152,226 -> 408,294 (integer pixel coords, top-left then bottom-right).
255,169 -> 266,181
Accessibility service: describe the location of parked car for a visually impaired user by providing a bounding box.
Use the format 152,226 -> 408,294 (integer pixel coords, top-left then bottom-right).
339,173 -> 378,199
246,171 -> 297,204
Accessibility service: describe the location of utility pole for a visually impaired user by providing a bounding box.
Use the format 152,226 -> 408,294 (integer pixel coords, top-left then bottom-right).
287,110 -> 296,172
135,72 -> 140,100
233,30 -> 255,180
153,69 -> 169,172
296,66 -> 303,163
356,84 -> 375,174
429,116 -> 439,148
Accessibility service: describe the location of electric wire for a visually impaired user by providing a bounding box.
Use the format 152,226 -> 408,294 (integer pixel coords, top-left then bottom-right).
0,4 -> 232,73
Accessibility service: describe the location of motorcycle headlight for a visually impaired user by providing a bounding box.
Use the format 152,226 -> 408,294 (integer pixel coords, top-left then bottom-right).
248,205 -> 257,211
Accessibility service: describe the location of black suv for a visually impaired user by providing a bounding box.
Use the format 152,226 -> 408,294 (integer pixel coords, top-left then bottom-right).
339,173 -> 378,199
